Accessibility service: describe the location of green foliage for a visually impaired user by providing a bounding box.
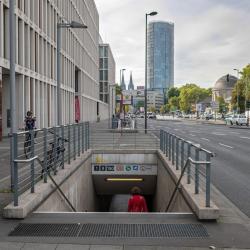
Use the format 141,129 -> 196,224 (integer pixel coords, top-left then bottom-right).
149,106 -> 156,113
178,84 -> 211,112
115,84 -> 122,95
136,100 -> 144,109
216,96 -> 228,113
169,96 -> 180,111
167,87 -> 180,99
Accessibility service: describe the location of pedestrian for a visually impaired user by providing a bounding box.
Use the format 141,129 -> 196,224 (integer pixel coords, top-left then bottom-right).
24,111 -> 37,140
128,186 -> 148,212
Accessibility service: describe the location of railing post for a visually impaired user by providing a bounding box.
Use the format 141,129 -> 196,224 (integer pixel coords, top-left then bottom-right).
168,134 -> 172,161
187,143 -> 191,184
160,130 -> 163,151
195,147 -> 200,194
87,122 -> 90,149
165,132 -> 168,157
206,152 -> 211,207
85,123 -> 88,151
13,133 -> 19,206
61,125 -> 65,169
68,125 -> 71,164
176,137 -> 179,170
181,140 -> 184,170
78,123 -> 80,156
30,129 -> 35,193
172,135 -> 175,165
81,122 -> 84,153
53,126 -> 57,174
73,124 -> 76,160
43,128 -> 48,183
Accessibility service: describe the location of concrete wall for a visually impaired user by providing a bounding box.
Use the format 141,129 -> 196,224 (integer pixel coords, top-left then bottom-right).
153,158 -> 191,213
37,155 -> 98,212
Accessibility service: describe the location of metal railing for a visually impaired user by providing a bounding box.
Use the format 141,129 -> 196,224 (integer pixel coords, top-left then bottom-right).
160,129 -> 213,207
90,129 -> 160,150
12,122 -> 89,206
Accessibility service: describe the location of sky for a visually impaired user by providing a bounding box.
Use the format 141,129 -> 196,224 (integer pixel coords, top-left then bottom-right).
94,0 -> 250,89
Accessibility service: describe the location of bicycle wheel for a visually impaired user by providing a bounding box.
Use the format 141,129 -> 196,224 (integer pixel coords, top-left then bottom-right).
24,134 -> 32,159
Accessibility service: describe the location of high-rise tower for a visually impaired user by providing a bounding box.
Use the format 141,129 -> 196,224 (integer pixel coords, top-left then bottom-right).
147,21 -> 174,91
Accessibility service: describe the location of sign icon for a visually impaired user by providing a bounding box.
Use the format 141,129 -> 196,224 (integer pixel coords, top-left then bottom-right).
94,165 -> 99,171
116,165 -> 124,171
133,165 -> 139,171
107,166 -> 114,171
100,165 -> 106,171
126,165 -> 131,171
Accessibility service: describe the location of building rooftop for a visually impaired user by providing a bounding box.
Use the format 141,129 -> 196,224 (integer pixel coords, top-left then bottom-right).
214,74 -> 238,90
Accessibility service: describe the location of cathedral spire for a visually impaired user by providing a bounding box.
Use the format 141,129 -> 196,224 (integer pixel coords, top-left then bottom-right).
120,70 -> 126,90
128,71 -> 134,90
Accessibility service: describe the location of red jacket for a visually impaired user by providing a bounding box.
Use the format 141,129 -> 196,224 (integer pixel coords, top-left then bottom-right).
128,195 -> 148,212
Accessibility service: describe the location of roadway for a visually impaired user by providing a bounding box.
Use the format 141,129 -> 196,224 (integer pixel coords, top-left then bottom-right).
137,118 -> 250,218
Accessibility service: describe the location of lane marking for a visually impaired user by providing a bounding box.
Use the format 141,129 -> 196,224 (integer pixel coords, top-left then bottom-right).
219,143 -> 234,149
201,138 -> 210,141
212,133 -> 226,136
240,136 -> 250,139
229,132 -> 240,134
189,134 -> 196,137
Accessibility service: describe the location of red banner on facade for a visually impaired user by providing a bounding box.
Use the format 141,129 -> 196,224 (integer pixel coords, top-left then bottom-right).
75,96 -> 80,122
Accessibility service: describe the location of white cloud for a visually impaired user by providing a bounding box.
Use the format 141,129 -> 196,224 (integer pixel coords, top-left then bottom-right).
95,0 -> 250,88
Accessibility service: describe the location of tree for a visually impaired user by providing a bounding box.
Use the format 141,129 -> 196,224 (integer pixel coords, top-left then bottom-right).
149,106 -> 156,113
136,100 -> 144,109
169,96 -> 180,111
115,84 -> 122,95
167,87 -> 180,99
216,96 -> 228,113
178,84 -> 211,113
160,105 -> 166,114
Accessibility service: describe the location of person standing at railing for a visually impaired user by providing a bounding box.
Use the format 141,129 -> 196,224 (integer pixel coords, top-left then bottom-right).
24,111 -> 37,142
128,186 -> 148,212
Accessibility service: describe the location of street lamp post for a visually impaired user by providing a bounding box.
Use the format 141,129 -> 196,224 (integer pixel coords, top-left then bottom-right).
57,21 -> 87,126
145,11 -> 158,134
120,68 -> 126,115
108,84 -> 116,129
233,69 -> 240,114
9,0 -> 17,190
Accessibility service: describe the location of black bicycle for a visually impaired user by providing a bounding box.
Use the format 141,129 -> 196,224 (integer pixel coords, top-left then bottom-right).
41,135 -> 68,178
24,131 -> 32,159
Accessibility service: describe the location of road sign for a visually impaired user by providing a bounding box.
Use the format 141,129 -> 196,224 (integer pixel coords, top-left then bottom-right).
211,101 -> 219,110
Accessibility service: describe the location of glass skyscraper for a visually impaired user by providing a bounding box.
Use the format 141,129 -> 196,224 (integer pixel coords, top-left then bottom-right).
147,21 -> 174,91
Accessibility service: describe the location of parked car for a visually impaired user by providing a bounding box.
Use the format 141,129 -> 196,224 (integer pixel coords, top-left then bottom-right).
225,114 -> 247,126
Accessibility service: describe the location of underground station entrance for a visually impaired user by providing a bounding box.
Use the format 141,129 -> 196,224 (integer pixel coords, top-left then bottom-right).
5,150 -> 219,239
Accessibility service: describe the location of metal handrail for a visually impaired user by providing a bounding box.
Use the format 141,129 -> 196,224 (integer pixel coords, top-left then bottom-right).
14,156 -> 38,163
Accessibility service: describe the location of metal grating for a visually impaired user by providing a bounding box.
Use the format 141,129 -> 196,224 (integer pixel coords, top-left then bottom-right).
9,223 -> 209,238
9,223 -> 81,237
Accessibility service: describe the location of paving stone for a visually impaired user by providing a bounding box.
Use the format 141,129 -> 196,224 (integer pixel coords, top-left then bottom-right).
56,244 -> 90,250
0,242 -> 24,250
90,245 -> 123,250
21,243 -> 57,250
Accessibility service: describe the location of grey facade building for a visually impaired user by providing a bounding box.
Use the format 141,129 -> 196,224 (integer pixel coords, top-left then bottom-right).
120,70 -> 126,90
147,21 -> 174,92
147,90 -> 164,111
0,0 -> 110,138
99,44 -> 116,104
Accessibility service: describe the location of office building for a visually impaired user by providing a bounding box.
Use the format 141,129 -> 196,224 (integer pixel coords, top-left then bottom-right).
147,21 -> 174,92
99,43 -> 116,103
147,90 -> 164,111
0,0 -> 110,138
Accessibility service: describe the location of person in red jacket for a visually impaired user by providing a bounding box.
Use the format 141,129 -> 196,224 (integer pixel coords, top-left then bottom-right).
128,186 -> 148,212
